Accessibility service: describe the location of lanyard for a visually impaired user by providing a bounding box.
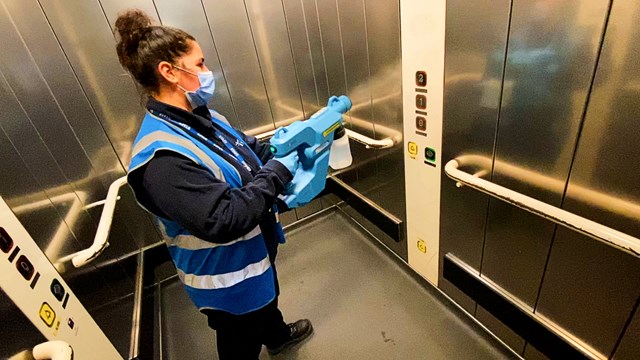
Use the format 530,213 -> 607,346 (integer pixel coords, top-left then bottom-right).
157,113 -> 255,175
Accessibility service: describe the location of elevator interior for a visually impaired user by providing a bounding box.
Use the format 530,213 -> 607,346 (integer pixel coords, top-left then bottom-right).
1,0 -> 640,359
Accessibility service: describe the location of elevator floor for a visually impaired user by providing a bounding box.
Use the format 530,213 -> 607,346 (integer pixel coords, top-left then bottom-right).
158,209 -> 517,359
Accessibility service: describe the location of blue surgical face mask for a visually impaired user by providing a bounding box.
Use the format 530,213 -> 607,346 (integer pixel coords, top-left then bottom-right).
175,66 -> 216,108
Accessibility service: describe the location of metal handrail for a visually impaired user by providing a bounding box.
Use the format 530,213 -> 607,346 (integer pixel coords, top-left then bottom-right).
254,126 -> 396,149
70,176 -> 128,267
444,159 -> 640,258
129,251 -> 144,360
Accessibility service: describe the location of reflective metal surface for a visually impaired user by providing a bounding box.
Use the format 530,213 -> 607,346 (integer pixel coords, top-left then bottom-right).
534,0 -> 640,355
476,305 -> 525,355
281,0 -> 322,116
38,0 -> 142,164
439,0 -> 511,313
613,306 -> 640,359
336,0 -> 377,196
153,0 -> 237,126
300,0 -> 330,103
202,0 -> 273,130
480,0 -> 610,307
245,0 -> 303,123
315,0 -> 346,96
363,0 -> 403,220
100,0 -> 160,25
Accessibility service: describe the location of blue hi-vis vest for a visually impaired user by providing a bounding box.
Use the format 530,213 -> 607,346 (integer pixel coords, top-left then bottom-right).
128,110 -> 283,315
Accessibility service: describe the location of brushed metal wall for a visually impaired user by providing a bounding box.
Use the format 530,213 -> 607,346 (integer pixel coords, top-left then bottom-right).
440,0 -> 512,314
441,0 -> 640,358
534,0 -> 640,356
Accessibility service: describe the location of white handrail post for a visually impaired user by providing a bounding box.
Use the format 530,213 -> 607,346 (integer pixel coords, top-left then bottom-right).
71,176 -> 128,267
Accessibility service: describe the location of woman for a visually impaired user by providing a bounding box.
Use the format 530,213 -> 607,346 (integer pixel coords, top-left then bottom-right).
115,9 -> 312,359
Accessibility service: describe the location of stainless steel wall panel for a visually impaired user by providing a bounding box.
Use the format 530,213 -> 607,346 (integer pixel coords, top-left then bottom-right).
0,130 -> 64,251
613,306 -> 640,360
534,0 -> 640,355
0,71 -> 86,256
363,0 -> 403,220
153,0 -> 237,127
301,0 -> 330,103
476,305 -> 525,355
363,0 -> 401,136
0,5 -> 94,189
439,0 -> 511,309
480,0 -> 609,307
315,0 -> 346,96
336,0 -> 377,196
99,0 -> 160,26
336,0 -> 371,134
536,229 -> 640,356
281,0 -> 322,116
5,0 -> 125,183
202,0 -> 273,131
38,0 -> 143,164
245,0 -> 303,123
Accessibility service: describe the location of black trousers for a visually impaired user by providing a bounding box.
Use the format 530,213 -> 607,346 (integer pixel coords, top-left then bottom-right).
204,297 -> 290,360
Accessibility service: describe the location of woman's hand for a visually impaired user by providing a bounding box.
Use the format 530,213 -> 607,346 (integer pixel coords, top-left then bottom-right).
273,151 -> 300,176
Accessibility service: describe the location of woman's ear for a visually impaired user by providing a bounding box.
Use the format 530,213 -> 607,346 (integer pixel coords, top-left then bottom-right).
157,61 -> 178,84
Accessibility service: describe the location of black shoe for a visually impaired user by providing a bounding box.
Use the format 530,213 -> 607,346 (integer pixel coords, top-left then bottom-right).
267,319 -> 314,355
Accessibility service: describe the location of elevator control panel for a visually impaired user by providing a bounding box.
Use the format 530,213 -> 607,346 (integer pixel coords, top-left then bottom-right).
0,197 -> 122,359
401,0 -> 445,285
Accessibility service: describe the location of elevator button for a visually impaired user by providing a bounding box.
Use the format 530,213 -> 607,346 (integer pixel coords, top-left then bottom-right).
50,279 -> 65,301
0,227 -> 13,253
416,94 -> 427,110
408,142 -> 418,157
416,71 -> 427,87
425,147 -> 436,162
416,116 -> 426,131
39,302 -> 56,327
16,255 -> 34,281
417,239 -> 427,253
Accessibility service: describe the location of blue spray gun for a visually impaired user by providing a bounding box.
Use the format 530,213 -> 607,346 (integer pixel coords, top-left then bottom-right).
270,95 -> 353,208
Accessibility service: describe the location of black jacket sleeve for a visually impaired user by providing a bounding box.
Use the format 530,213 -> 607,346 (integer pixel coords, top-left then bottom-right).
241,133 -> 274,165
138,151 -> 292,243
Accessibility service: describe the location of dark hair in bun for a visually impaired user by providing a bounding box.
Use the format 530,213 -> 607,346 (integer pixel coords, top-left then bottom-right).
114,9 -> 195,93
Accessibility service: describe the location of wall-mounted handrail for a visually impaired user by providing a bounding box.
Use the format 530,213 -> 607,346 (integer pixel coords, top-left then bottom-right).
70,176 -> 128,267
129,251 -> 144,360
254,126 -> 396,149
445,159 -> 640,258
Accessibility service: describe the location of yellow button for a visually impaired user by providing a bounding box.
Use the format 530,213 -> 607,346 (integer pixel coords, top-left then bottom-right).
417,239 -> 427,253
408,142 -> 418,156
39,302 -> 56,327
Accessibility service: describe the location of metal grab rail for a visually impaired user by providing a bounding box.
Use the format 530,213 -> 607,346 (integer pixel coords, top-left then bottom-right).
70,176 -> 128,267
254,126 -> 397,149
445,159 -> 640,258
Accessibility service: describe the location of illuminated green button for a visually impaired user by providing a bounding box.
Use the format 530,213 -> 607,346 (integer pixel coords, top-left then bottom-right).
425,147 -> 436,162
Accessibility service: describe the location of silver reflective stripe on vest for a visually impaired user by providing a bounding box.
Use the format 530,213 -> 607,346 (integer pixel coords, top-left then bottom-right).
178,255 -> 271,290
167,226 -> 262,250
131,130 -> 228,180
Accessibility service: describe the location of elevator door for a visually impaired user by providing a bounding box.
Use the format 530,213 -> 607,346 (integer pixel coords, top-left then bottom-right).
440,0 -> 640,358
